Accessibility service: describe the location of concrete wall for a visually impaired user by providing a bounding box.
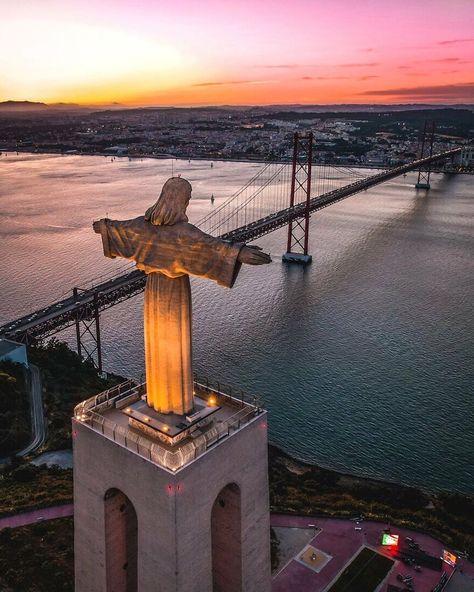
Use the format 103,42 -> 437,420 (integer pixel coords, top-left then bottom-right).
73,413 -> 271,592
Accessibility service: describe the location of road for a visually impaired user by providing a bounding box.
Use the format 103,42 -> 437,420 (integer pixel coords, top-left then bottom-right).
0,504 -> 73,530
17,364 -> 47,457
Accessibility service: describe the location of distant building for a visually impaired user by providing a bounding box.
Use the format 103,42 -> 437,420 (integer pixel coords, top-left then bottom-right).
0,339 -> 29,368
460,147 -> 473,167
241,122 -> 264,129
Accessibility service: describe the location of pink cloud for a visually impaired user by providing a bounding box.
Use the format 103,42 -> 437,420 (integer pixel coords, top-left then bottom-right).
361,82 -> 474,99
431,57 -> 464,63
338,62 -> 379,68
301,76 -> 349,80
256,64 -> 300,69
438,38 -> 473,46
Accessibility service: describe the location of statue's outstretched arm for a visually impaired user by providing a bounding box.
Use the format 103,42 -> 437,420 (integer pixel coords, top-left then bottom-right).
187,224 -> 271,269
238,245 -> 272,266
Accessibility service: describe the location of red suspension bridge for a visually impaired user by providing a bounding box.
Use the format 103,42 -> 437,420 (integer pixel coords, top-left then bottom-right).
0,130 -> 467,370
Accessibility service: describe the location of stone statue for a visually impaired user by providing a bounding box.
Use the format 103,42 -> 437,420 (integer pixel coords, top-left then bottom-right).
93,177 -> 271,416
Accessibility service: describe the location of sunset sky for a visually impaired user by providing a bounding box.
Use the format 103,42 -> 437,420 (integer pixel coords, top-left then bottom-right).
1,0 -> 473,106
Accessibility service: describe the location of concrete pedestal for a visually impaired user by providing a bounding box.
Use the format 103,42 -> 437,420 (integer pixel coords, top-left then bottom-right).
282,252 -> 313,264
73,393 -> 271,592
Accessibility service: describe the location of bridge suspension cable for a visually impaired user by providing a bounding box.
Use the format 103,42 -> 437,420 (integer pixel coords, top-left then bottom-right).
197,160 -> 381,240
197,162 -> 274,228
201,163 -> 291,237
197,162 -> 287,235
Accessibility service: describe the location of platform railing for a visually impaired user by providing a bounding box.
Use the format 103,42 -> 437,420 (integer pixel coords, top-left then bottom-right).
73,377 -> 264,472
193,373 -> 263,411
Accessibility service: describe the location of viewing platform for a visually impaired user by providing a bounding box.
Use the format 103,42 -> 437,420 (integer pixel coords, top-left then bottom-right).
73,376 -> 264,473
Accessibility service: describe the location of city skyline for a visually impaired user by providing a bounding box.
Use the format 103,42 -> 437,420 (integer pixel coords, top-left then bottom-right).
1,0 -> 473,106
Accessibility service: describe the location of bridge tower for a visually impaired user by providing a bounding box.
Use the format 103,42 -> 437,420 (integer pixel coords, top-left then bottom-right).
415,121 -> 435,189
282,131 -> 313,264
73,287 -> 103,373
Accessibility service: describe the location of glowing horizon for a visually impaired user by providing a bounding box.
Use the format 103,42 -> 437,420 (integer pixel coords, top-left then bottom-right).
1,0 -> 473,106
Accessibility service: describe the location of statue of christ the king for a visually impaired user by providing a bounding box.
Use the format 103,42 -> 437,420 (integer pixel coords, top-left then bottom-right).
93,177 -> 271,416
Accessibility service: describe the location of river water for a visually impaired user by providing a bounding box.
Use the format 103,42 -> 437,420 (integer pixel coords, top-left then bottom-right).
1,152 -> 472,493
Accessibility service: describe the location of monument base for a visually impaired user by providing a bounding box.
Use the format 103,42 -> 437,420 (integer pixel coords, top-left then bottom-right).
73,378 -> 271,592
122,395 -> 220,445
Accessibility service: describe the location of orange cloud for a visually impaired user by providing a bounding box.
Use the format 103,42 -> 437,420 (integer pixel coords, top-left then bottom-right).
193,81 -> 252,87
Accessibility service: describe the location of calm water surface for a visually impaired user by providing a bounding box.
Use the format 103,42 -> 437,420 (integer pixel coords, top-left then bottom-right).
1,153 -> 473,492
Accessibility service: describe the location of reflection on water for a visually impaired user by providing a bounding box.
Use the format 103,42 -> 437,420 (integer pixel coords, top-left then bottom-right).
1,153 -> 473,492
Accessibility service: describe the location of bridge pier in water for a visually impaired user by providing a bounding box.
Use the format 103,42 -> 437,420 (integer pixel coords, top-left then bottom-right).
282,131 -> 313,265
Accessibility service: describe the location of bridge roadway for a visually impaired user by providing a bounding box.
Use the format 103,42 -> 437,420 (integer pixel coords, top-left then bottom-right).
0,147 -> 462,344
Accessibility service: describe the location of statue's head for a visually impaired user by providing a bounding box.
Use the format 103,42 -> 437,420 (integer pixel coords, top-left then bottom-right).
145,177 -> 192,226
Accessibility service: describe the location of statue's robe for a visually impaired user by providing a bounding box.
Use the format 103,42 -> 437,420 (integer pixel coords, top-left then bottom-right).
96,216 -> 243,415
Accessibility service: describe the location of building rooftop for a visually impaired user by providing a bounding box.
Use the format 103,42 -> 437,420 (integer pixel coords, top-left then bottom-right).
74,377 -> 264,473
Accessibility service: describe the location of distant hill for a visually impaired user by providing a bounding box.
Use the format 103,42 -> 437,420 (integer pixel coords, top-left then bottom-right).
1,100 -> 472,115
251,103 -> 474,113
0,100 -> 48,112
0,101 -> 124,113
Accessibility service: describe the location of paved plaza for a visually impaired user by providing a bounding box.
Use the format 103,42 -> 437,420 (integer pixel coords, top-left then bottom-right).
271,515 -> 474,592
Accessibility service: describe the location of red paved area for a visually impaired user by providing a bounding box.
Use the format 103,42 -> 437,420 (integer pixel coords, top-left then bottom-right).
0,504 -> 74,529
271,515 -> 474,592
272,516 -> 364,592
